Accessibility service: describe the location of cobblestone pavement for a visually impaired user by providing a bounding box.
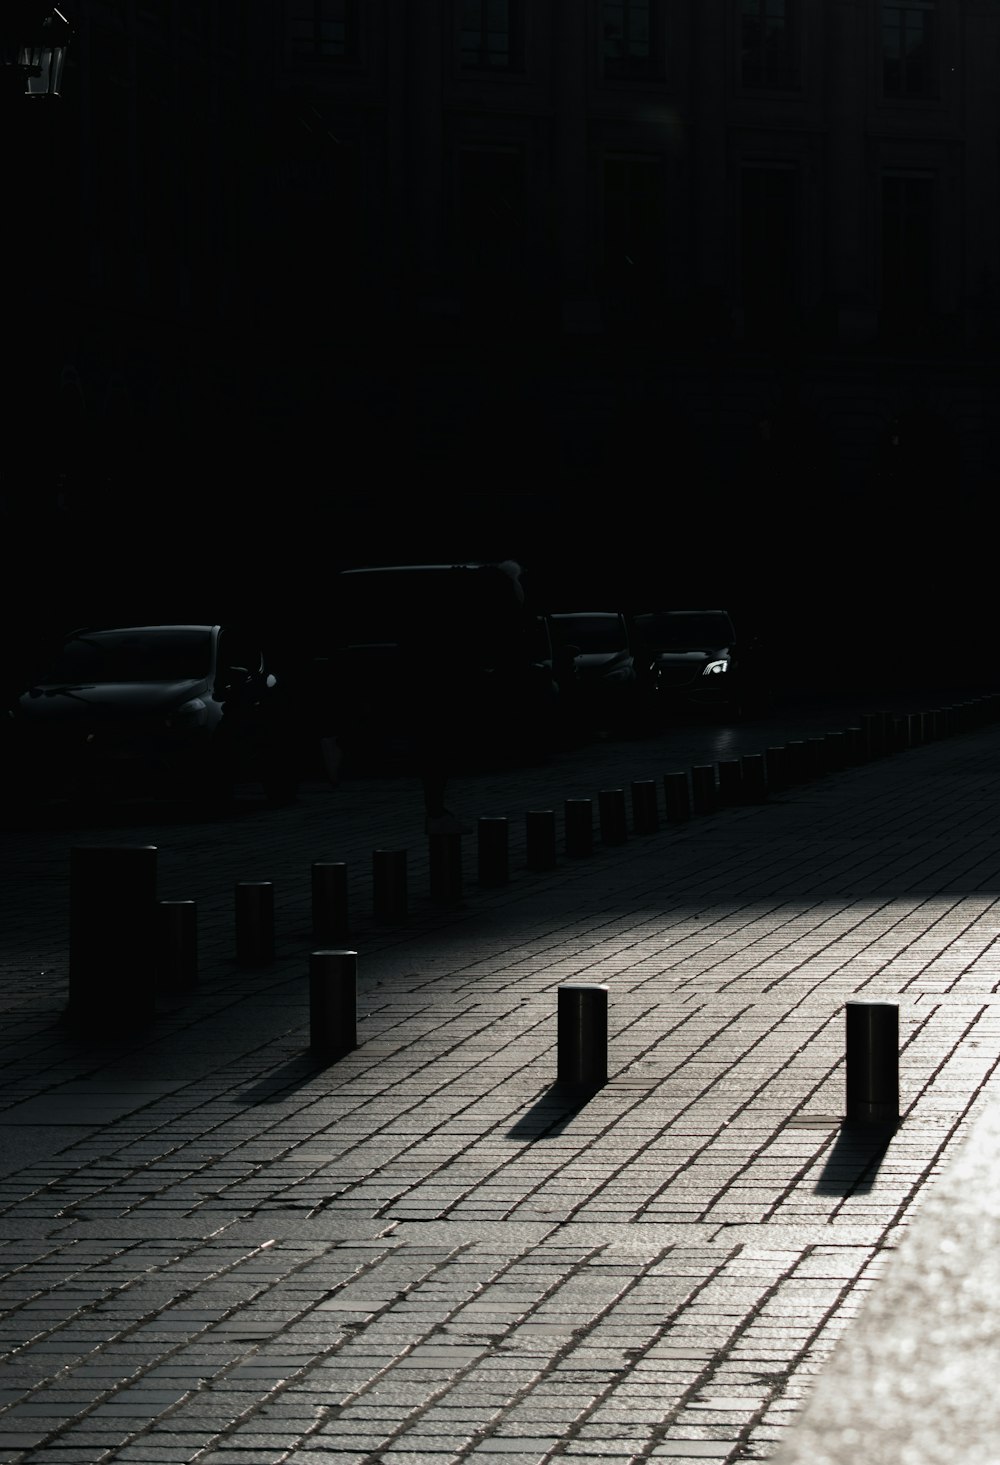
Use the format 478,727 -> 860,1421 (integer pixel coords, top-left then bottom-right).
3,691 -> 1000,1464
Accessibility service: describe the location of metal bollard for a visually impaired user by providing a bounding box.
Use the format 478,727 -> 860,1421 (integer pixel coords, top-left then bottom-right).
373,848 -> 408,923
309,948 -> 357,1060
717,759 -> 743,806
156,899 -> 198,992
663,770 -> 691,821
785,739 -> 808,781
557,982 -> 608,1090
741,752 -> 767,803
691,764 -> 716,815
631,779 -> 659,834
906,711 -> 923,747
69,844 -> 159,1031
598,788 -> 628,845
236,881 -> 274,967
526,809 -> 556,870
429,833 -> 463,904
878,710 -> 896,751
844,726 -> 865,764
825,730 -> 847,771
565,798 -> 594,857
765,744 -> 789,792
312,861 -> 349,945
477,817 -> 509,886
845,1000 -> 899,1126
805,735 -> 828,777
860,712 -> 880,758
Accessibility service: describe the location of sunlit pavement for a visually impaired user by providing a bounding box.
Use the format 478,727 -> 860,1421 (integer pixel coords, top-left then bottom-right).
3,686 -> 1000,1464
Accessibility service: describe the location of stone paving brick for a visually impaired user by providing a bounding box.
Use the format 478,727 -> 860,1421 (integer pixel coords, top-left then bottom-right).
3,701 -> 1000,1461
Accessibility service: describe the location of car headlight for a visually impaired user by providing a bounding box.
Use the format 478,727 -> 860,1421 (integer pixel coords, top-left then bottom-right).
164,697 -> 208,730
702,658 -> 730,677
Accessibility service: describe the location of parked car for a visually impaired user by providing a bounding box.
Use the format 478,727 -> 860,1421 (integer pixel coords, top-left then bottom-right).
326,562 -> 560,771
544,610 -> 640,735
3,623 -> 299,811
629,607 -> 765,720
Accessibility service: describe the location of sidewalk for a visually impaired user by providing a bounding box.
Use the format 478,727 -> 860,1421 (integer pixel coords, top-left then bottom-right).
3,696 -> 1000,1464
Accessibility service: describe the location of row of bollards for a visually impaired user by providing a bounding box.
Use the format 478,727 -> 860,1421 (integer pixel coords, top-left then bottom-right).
64,844 -> 903,1120
65,695 -> 1000,1078
554,982 -> 901,1124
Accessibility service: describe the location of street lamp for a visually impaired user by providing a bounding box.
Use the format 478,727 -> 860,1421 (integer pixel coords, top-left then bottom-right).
0,3 -> 73,98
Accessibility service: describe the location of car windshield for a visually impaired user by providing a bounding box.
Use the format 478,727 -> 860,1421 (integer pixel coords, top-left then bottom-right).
634,612 -> 735,649
38,628 -> 213,684
550,616 -> 627,653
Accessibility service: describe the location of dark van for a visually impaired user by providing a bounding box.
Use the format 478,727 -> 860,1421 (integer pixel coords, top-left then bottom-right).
327,562 -> 559,771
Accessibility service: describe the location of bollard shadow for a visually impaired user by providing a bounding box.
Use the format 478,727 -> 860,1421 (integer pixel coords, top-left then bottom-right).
813,1118 -> 897,1195
235,1051 -> 344,1104
507,1081 -> 604,1140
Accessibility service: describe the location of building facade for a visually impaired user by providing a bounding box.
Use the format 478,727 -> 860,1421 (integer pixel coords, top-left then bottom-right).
6,1 -> 1000,575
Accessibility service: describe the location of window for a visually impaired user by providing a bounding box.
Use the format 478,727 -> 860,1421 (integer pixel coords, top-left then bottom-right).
601,155 -> 667,330
136,0 -> 168,39
460,0 -> 521,71
458,147 -> 526,280
91,27 -> 131,295
741,0 -> 798,89
882,172 -> 936,328
603,0 -> 660,81
286,0 -> 357,62
740,166 -> 799,336
603,156 -> 665,283
882,1 -> 936,99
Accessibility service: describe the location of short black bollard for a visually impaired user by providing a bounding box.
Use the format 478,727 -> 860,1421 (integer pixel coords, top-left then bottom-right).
429,833 -> 463,904
477,817 -> 509,886
69,844 -> 159,1031
236,881 -> 275,967
765,745 -> 789,792
879,710 -> 896,751
785,739 -> 808,781
844,726 -> 865,764
741,752 -> 767,803
691,764 -> 716,815
309,948 -> 357,1060
598,788 -> 628,845
906,711 -> 923,748
845,1000 -> 899,1126
631,779 -> 659,834
805,736 -> 828,777
825,730 -> 847,771
860,712 -> 880,758
663,770 -> 691,821
526,809 -> 556,870
717,759 -> 743,806
312,861 -> 349,945
156,899 -> 198,992
373,848 -> 408,923
565,798 -> 594,857
557,982 -> 608,1090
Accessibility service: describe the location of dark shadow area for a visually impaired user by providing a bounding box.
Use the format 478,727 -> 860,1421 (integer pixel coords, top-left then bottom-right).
507,1080 -> 604,1139
814,1120 -> 897,1196
236,1052 -> 336,1105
